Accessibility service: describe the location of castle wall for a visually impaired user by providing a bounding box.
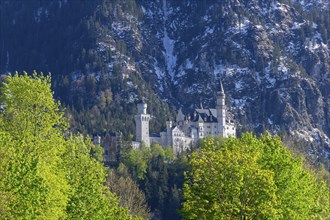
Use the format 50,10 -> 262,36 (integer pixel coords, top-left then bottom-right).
225,124 -> 236,137
150,136 -> 161,145
133,82 -> 236,155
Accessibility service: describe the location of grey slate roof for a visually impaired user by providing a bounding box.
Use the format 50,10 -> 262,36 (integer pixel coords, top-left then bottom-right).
189,108 -> 218,123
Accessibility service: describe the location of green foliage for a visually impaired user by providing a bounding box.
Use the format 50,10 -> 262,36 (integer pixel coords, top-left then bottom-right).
181,133 -> 330,220
0,72 -> 137,219
0,72 -> 69,219
1,72 -> 67,138
63,135 -> 133,219
142,154 -> 169,220
123,144 -> 185,220
164,146 -> 175,161
151,144 -> 165,158
258,134 -> 330,219
0,132 -> 14,219
124,144 -> 152,180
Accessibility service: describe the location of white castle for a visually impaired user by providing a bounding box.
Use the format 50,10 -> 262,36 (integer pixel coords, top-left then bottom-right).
133,81 -> 236,154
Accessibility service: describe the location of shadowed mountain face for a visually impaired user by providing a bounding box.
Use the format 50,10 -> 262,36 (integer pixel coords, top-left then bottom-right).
1,0 -> 329,167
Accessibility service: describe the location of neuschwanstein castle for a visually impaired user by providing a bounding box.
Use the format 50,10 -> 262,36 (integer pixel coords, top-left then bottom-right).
133,82 -> 236,154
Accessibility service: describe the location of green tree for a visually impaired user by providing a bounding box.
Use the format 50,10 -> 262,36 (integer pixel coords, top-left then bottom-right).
164,146 -> 175,161
0,72 -> 69,219
151,143 -> 165,158
0,72 -> 138,219
181,133 -> 330,220
124,144 -> 151,180
0,131 -> 14,219
63,135 -> 133,220
258,134 -> 329,219
123,144 -> 182,220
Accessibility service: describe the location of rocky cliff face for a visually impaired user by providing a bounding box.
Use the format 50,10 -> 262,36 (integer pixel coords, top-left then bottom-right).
1,0 -> 329,166
137,0 -> 330,165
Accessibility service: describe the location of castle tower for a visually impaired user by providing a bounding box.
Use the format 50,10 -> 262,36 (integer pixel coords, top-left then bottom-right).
166,118 -> 172,146
216,80 -> 226,137
134,102 -> 150,147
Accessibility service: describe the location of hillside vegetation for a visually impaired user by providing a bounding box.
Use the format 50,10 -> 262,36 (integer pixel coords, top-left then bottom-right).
1,0 -> 329,169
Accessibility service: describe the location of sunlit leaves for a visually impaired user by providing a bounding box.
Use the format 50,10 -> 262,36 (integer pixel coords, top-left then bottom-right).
181,133 -> 330,220
0,72 -> 136,219
0,72 -> 69,219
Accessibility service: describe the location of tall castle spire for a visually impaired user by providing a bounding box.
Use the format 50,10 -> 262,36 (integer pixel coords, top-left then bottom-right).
217,80 -> 226,136
217,80 -> 225,106
219,79 -> 224,95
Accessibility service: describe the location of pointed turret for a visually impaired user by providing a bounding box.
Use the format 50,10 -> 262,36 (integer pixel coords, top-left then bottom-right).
176,108 -> 185,123
217,80 -> 225,106
220,80 -> 224,92
218,79 -> 225,96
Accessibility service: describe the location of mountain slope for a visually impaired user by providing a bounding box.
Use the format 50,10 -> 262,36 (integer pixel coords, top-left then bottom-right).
0,0 -> 329,167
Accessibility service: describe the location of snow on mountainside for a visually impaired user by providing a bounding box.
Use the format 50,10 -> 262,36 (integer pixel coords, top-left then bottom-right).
0,0 -> 329,167
293,0 -> 329,10
136,0 -> 330,165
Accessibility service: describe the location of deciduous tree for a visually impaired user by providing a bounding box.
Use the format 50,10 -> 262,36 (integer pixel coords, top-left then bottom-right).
0,72 -> 137,219
181,133 -> 330,220
0,72 -> 69,219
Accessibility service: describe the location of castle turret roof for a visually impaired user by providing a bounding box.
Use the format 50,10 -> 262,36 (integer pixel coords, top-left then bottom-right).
218,79 -> 225,96
189,108 -> 218,123
220,80 -> 224,92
